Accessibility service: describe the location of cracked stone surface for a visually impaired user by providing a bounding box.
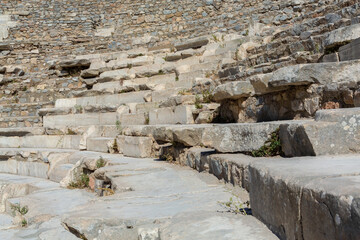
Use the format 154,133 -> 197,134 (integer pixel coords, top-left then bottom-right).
0,152 -> 278,240
249,154 -> 360,240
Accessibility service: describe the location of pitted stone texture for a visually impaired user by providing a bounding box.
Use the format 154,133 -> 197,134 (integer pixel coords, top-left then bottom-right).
280,109 -> 360,157
202,122 -> 286,152
249,155 -> 360,240
324,23 -> 360,48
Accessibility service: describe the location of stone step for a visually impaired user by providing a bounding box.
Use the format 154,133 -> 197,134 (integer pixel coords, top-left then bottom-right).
0,148 -> 77,181
149,105 -> 195,125
43,112 -> 117,128
314,107 -> 360,122
0,135 -> 81,149
87,137 -> 115,153
214,60 -> 360,102
280,108 -> 360,157
122,120 -> 298,153
0,101 -> 53,118
119,112 -> 148,126
0,127 -> 45,137
324,23 -> 360,49
93,73 -> 177,92
249,154 -> 360,240
54,91 -> 150,108
0,116 -> 42,128
0,151 -> 278,240
189,153 -> 360,240
116,135 -> 155,158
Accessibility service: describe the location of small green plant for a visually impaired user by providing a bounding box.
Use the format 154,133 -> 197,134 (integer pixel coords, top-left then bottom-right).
11,204 -> 28,216
175,76 -> 179,81
212,34 -> 219,42
127,63 -> 133,69
178,89 -> 192,95
195,95 -> 203,109
68,173 -> 90,189
158,69 -> 164,75
145,116 -> 149,124
251,129 -> 282,157
112,139 -> 118,153
219,195 -> 249,215
116,120 -> 122,131
202,90 -> 214,103
96,156 -> 106,168
67,128 -> 77,135
74,104 -> 83,112
21,219 -> 27,227
160,153 -> 174,162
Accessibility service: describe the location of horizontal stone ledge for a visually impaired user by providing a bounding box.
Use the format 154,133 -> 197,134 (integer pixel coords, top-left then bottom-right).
324,23 -> 360,49
213,60 -> 360,101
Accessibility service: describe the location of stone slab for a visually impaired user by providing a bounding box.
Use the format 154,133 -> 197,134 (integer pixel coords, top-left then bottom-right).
149,105 -> 195,125
116,135 -> 154,158
338,37 -> 360,61
249,155 -> 360,240
324,23 -> 360,48
43,112 -> 117,128
87,137 -> 114,153
0,135 -> 81,149
55,91 -> 149,108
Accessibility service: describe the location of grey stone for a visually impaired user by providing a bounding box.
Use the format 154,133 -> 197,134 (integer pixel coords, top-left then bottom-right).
338,37 -> 360,62
175,37 -> 209,51
324,24 -> 360,49
59,59 -> 91,68
279,116 -> 360,157
249,155 -> 360,240
213,81 -> 254,101
202,122 -> 285,153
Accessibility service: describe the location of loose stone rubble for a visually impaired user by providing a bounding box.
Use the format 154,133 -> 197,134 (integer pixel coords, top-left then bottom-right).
0,0 -> 360,239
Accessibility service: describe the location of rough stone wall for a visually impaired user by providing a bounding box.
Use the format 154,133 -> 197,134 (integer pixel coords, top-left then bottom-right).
0,0 -> 351,58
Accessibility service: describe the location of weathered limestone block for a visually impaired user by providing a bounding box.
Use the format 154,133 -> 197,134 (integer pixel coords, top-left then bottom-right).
87,137 -> 114,153
81,69 -> 100,78
175,37 -> 209,51
55,92 -> 148,108
185,147 -> 216,171
99,69 -> 130,81
59,59 -> 91,68
37,107 -> 72,116
249,155 -> 360,240
269,60 -> 360,87
116,136 -> 155,158
324,23 -> 360,49
280,116 -> 360,157
44,112 -> 117,128
119,113 -> 147,126
202,122 -> 284,152
149,105 -> 195,125
213,81 -> 254,101
338,37 -> 360,61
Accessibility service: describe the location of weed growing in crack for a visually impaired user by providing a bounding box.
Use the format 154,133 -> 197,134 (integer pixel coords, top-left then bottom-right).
195,95 -> 203,109
68,173 -> 90,189
218,192 -> 250,215
11,203 -> 28,216
96,157 -> 106,168
21,219 -> 27,227
251,128 -> 282,157
201,90 -> 214,103
160,153 -> 174,162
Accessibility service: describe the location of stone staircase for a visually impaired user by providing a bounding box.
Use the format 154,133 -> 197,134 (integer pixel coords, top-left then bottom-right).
0,1 -> 360,239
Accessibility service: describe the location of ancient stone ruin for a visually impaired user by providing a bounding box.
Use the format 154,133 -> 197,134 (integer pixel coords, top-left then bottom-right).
0,0 -> 359,239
